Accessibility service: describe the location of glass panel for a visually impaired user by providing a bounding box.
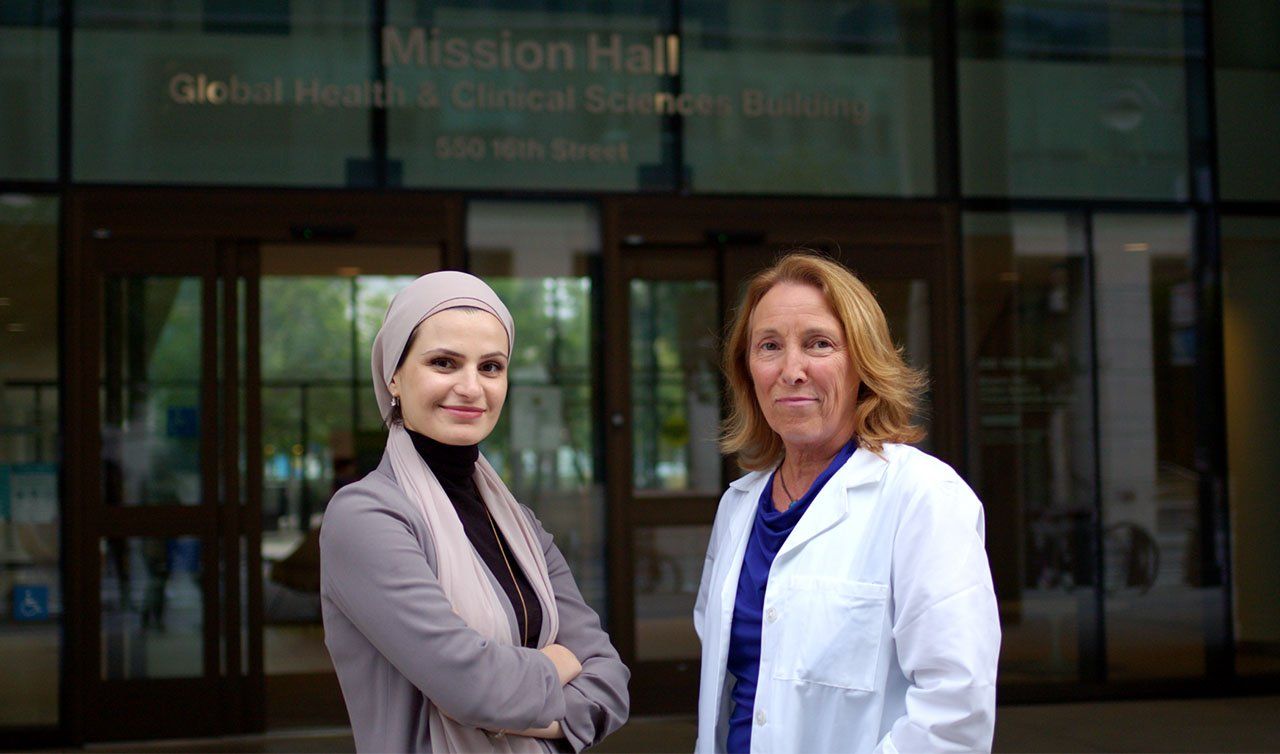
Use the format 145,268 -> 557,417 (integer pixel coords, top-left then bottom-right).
683,0 -> 935,196
386,2 -> 668,191
864,276 -> 933,451
634,525 -> 710,661
1094,213 -> 1216,679
0,194 -> 60,725
1214,1 -> 1280,200
100,536 -> 204,679
73,1 -> 374,185
259,245 -> 438,682
958,1 -> 1197,199
964,212 -> 1096,683
630,279 -> 721,494
100,276 -> 204,507
0,6 -> 59,180
1220,217 -> 1280,676
470,201 -> 606,616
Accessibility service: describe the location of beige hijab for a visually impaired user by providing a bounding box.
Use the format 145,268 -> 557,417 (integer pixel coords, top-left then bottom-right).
371,271 -> 559,753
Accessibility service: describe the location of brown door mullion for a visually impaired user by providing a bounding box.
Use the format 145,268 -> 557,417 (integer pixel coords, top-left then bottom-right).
217,243 -> 243,730
601,203 -> 636,662
97,507 -> 215,538
239,246 -> 266,731
200,263 -> 221,684
77,244 -> 107,736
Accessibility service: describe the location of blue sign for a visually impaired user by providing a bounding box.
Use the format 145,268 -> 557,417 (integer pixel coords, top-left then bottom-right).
12,585 -> 49,621
167,538 -> 202,573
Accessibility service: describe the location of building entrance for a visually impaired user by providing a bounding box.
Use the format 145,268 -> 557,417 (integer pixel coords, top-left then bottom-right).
66,190 -> 460,739
600,197 -> 960,712
64,190 -> 959,740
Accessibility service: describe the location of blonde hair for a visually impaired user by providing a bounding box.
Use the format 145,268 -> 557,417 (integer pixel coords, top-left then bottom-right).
720,251 -> 927,469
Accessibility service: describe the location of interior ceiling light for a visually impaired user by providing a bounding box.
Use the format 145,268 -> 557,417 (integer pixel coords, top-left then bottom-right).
0,194 -> 35,208
1124,242 -> 1150,252
5,322 -> 27,332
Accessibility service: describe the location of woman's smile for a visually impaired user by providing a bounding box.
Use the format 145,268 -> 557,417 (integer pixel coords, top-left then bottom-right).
775,396 -> 817,407
440,404 -> 485,419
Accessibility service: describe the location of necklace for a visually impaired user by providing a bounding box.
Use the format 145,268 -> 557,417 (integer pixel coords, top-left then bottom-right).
778,465 -> 801,508
482,504 -> 530,647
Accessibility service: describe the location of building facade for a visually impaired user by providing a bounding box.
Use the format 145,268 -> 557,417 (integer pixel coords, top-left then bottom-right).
1,0 -> 1278,745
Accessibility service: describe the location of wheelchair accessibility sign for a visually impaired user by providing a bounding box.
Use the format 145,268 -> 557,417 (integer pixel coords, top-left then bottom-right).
12,585 -> 49,621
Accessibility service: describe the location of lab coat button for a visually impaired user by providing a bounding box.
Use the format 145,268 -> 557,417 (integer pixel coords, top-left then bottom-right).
765,607 -> 777,623
755,709 -> 766,726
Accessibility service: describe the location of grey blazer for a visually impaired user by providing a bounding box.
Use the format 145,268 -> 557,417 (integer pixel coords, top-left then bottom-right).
320,453 -> 630,753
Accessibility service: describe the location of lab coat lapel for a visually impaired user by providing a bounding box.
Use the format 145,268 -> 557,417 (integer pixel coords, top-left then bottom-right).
775,447 -> 888,561
718,472 -> 768,605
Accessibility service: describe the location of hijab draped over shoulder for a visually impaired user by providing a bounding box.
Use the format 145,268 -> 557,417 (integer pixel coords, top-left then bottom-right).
371,271 -> 559,753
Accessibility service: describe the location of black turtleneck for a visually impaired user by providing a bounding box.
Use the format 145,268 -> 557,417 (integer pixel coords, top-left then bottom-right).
406,428 -> 543,648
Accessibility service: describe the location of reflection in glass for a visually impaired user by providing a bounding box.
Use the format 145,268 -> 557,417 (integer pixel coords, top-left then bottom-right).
958,1 -> 1197,199
1215,1 -> 1280,201
101,536 -> 204,680
630,280 -> 721,494
865,277 -> 933,450
100,276 -> 204,507
0,196 -> 60,725
682,0 -> 935,196
0,8 -> 58,180
259,246 -> 434,681
1094,214 -> 1216,680
470,201 -> 606,616
73,1 -> 373,185
964,212 -> 1095,682
634,525 -> 711,661
1221,217 -> 1280,676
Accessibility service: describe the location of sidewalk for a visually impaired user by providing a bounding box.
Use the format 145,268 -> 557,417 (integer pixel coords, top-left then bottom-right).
85,695 -> 1280,753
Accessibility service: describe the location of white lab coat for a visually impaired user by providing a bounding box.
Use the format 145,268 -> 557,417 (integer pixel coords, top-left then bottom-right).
693,443 -> 1001,754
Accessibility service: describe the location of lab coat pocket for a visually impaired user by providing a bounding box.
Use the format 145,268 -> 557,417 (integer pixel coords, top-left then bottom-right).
771,577 -> 888,691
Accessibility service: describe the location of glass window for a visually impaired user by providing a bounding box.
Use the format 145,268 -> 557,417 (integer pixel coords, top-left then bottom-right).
633,524 -> 710,661
1214,2 -> 1280,201
72,1 -> 375,185
469,201 -> 606,617
1220,217 -> 1280,676
257,245 -> 438,689
864,276 -> 934,451
958,1 -> 1198,199
629,279 -> 721,494
0,194 -> 60,725
100,276 -> 205,507
101,536 -> 204,679
386,1 -> 669,191
683,0 -> 935,196
964,211 -> 1096,683
0,4 -> 59,180
1093,213 -> 1219,680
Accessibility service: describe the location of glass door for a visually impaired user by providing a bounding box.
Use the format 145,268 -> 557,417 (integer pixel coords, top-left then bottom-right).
606,245 -> 726,713
255,243 -> 442,728
76,240 -> 253,740
605,205 -> 956,715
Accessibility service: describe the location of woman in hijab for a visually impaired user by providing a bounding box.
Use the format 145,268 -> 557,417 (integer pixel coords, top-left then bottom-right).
320,271 -> 629,753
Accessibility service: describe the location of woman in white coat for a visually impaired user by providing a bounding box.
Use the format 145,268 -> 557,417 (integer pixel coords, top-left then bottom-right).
694,253 -> 1001,753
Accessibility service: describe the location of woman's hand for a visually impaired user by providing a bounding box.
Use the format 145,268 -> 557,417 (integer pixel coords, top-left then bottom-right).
508,721 -> 563,739
540,643 -> 582,686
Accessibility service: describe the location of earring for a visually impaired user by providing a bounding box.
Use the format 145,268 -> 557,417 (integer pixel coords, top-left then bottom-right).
390,395 -> 399,409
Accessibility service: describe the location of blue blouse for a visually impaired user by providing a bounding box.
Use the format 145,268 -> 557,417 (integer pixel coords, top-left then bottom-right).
725,439 -> 858,753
